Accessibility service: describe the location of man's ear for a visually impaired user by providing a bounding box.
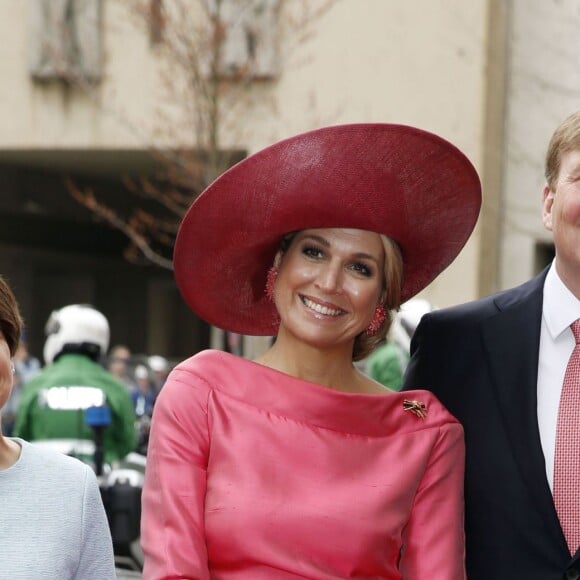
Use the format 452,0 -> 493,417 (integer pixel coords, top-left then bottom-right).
542,184 -> 554,231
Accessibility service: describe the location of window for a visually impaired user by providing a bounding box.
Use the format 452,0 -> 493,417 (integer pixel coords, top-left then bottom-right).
29,0 -> 102,82
217,0 -> 280,79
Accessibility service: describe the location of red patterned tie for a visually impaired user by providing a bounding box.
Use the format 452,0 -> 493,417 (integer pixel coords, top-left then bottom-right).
554,318 -> 580,555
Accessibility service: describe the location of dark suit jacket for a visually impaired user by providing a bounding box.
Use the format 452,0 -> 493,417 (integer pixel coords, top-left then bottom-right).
403,269 -> 580,580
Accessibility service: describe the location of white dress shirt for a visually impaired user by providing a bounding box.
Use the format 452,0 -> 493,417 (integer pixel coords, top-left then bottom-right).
537,262 -> 580,491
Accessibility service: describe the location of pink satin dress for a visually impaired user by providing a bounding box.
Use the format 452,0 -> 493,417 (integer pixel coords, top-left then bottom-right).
141,350 -> 465,579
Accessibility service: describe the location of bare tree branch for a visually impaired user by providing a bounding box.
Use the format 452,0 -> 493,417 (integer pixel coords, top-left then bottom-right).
67,179 -> 174,270
57,0 -> 338,267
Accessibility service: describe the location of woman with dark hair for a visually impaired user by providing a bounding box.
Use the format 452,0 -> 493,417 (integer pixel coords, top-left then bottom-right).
141,124 -> 481,579
0,276 -> 116,579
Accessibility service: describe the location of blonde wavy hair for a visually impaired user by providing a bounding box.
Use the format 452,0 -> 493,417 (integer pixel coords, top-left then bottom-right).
352,235 -> 403,361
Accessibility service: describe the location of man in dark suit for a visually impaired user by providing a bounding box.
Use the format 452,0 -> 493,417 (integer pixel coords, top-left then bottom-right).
404,110 -> 580,580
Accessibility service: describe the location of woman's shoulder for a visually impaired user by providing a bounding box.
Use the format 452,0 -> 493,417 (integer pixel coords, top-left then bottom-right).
14,439 -> 92,481
169,350 -> 259,387
156,350 -> 258,404
176,348 -> 236,369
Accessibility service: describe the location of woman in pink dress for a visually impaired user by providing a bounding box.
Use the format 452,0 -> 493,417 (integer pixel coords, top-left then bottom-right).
141,124 -> 481,579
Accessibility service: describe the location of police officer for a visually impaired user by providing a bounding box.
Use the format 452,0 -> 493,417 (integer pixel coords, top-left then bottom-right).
14,304 -> 136,462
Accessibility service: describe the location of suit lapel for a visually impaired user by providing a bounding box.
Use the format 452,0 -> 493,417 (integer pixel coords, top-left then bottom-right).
481,271 -> 565,541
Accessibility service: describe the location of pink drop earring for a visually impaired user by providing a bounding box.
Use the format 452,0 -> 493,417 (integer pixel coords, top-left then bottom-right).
265,266 -> 279,302
366,304 -> 386,336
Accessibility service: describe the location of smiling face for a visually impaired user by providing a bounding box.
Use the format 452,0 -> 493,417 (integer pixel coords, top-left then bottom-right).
273,228 -> 385,353
543,149 -> 580,297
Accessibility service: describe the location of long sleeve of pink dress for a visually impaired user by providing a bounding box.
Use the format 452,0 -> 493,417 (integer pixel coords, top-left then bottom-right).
141,350 -> 465,579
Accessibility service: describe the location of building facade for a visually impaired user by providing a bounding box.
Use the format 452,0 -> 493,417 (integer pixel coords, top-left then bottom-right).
0,0 -> 568,361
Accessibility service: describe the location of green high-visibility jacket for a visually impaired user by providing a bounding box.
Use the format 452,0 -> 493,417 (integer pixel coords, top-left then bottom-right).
367,342 -> 410,391
14,353 -> 137,462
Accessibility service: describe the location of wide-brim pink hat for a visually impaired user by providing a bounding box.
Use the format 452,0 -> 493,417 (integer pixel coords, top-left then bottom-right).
174,123 -> 481,335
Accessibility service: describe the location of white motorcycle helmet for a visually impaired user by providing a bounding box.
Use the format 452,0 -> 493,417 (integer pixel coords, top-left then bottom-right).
43,304 -> 111,365
389,298 -> 435,354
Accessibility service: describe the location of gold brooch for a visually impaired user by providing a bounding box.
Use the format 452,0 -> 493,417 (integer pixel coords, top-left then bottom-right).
403,399 -> 427,419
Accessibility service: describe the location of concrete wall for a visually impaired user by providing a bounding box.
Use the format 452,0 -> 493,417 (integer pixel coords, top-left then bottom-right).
499,0 -> 580,288
247,0 -> 489,309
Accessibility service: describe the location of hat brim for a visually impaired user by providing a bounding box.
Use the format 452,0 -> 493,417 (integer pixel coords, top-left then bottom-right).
174,123 -> 481,335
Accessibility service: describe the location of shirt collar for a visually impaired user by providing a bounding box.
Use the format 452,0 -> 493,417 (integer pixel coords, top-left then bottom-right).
543,261 -> 580,339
